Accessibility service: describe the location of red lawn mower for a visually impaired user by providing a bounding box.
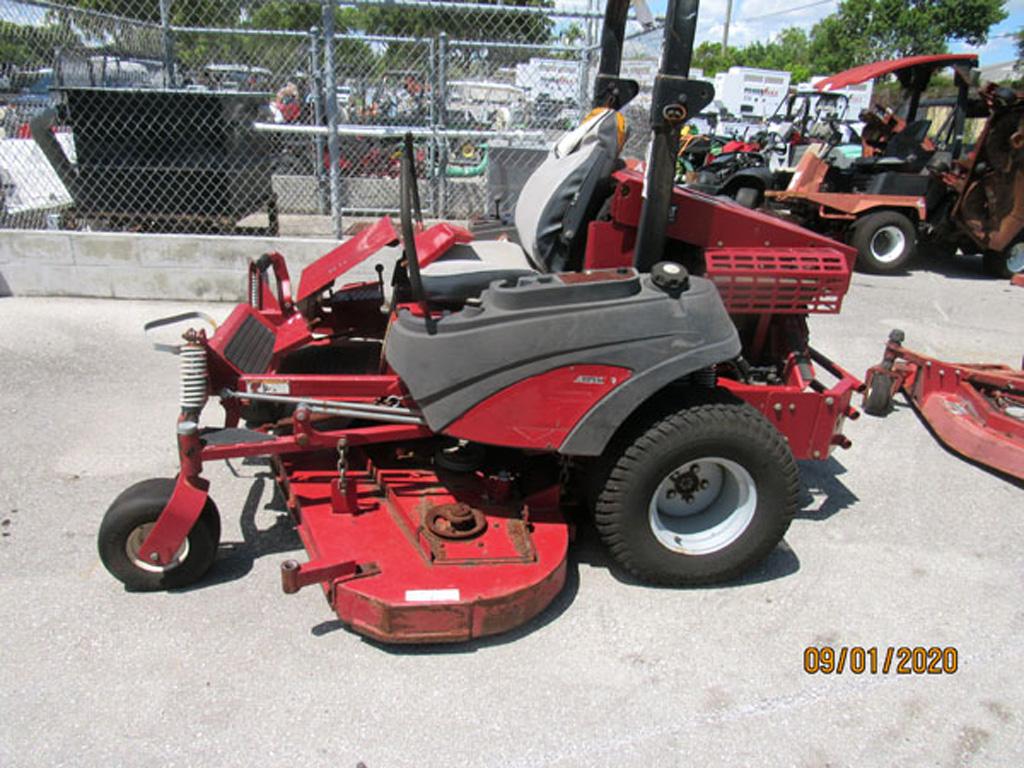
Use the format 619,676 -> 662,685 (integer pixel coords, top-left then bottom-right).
98,0 -> 862,643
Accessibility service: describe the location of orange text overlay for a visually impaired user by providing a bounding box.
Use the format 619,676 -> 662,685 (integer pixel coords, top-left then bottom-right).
803,646 -> 958,675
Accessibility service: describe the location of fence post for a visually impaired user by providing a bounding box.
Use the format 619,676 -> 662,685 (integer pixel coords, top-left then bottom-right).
158,0 -> 176,87
436,31 -> 448,219
577,45 -> 590,117
322,1 -> 343,239
309,26 -> 329,215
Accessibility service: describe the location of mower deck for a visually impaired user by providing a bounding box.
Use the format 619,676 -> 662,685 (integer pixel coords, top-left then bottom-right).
272,454 -> 569,643
866,333 -> 1024,481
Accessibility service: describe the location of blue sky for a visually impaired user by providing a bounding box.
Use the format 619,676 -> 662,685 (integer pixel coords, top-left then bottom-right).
637,0 -> 1022,67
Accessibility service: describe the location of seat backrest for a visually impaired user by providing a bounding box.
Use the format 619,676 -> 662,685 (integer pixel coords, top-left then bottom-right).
514,108 -> 624,273
883,119 -> 932,159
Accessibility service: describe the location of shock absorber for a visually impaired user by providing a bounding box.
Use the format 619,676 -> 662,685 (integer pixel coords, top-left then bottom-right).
693,366 -> 717,389
179,341 -> 209,415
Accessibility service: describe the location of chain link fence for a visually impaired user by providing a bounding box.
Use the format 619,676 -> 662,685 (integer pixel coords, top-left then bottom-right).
0,0 -> 662,236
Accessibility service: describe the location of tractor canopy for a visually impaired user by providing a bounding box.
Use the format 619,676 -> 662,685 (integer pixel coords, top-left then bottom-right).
815,54 -> 979,94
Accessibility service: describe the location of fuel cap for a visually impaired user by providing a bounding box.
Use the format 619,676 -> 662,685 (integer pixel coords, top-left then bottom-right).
651,261 -> 690,295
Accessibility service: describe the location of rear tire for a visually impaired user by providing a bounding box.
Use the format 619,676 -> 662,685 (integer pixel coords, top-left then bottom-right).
98,478 -> 220,591
983,240 -> 1024,279
593,400 -> 799,585
851,211 -> 917,273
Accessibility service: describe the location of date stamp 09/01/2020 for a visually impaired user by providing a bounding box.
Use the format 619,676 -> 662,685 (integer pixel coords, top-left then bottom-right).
804,646 -> 959,675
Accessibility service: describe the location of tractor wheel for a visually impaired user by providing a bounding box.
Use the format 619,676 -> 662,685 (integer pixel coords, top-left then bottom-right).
98,478 -> 220,591
733,186 -> 762,209
851,211 -> 917,273
863,371 -> 896,416
593,400 -> 799,585
983,240 -> 1024,279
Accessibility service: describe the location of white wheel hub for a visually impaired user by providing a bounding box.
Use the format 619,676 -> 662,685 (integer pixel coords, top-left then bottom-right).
1007,242 -> 1024,274
648,457 -> 758,555
869,225 -> 907,264
125,523 -> 189,573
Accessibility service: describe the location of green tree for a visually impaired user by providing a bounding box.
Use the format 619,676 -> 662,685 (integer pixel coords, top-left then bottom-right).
808,0 -> 1007,72
694,28 -> 814,83
0,20 -> 77,68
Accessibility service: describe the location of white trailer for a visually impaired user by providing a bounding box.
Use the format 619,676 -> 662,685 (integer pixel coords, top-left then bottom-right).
711,67 -> 791,119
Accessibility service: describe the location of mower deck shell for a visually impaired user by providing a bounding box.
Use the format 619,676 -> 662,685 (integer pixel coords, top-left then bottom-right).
866,339 -> 1024,481
275,456 -> 569,643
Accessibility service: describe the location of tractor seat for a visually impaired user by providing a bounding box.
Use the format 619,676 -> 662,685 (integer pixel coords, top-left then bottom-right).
421,241 -> 535,303
416,108 -> 627,304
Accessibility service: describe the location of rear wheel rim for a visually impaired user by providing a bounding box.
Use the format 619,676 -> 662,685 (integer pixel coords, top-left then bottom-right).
869,225 -> 907,264
648,457 -> 758,555
125,523 -> 189,573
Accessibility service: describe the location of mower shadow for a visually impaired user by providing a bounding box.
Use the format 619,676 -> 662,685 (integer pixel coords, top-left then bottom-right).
794,457 -> 860,522
911,252 -> 991,281
172,471 -> 302,592
570,519 -> 802,591
569,456 -> 859,592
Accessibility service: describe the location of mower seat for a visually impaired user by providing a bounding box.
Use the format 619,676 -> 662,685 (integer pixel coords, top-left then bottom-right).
417,108 -> 627,304
421,241 -> 535,303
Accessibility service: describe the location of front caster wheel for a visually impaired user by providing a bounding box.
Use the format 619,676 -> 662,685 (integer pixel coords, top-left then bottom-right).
98,477 -> 221,591
594,400 -> 799,585
863,370 -> 896,416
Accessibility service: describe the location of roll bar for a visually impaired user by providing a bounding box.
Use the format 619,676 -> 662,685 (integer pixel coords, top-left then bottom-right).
592,0 -> 639,110
399,133 -> 429,320
633,0 -> 714,271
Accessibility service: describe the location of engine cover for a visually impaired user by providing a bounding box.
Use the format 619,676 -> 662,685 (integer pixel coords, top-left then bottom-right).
385,269 -> 740,455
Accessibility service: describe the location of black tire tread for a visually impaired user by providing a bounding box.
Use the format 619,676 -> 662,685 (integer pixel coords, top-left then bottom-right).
98,478 -> 220,591
863,372 -> 895,416
593,402 -> 799,586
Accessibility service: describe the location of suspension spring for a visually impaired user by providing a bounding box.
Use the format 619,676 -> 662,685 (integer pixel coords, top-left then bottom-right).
179,343 -> 209,412
249,266 -> 261,308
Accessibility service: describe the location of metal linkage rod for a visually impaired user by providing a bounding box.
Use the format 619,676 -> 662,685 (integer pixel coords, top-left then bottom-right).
222,389 -> 428,425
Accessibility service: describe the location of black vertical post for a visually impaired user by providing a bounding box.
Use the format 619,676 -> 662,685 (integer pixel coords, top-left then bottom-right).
633,0 -> 700,271
951,74 -> 969,159
905,88 -> 922,123
592,0 -> 630,107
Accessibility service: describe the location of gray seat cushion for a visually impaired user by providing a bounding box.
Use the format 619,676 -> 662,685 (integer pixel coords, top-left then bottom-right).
514,109 -> 623,272
420,241 -> 535,303
414,109 -> 623,302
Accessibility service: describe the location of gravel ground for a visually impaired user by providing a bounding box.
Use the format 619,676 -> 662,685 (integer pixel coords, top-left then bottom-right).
0,253 -> 1022,767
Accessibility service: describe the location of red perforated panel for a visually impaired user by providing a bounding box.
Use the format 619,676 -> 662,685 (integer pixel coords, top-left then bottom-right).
704,247 -> 852,315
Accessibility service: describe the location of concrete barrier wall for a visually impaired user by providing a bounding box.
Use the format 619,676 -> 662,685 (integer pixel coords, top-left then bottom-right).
0,229 -> 385,301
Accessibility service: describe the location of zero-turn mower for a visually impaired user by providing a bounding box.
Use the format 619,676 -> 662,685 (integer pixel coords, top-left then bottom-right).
98,0 -> 863,643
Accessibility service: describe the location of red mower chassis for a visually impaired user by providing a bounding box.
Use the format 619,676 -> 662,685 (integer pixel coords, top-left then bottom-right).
98,0 -> 867,645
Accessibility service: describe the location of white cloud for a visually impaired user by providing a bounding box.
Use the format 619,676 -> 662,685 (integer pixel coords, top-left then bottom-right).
697,0 -> 838,48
